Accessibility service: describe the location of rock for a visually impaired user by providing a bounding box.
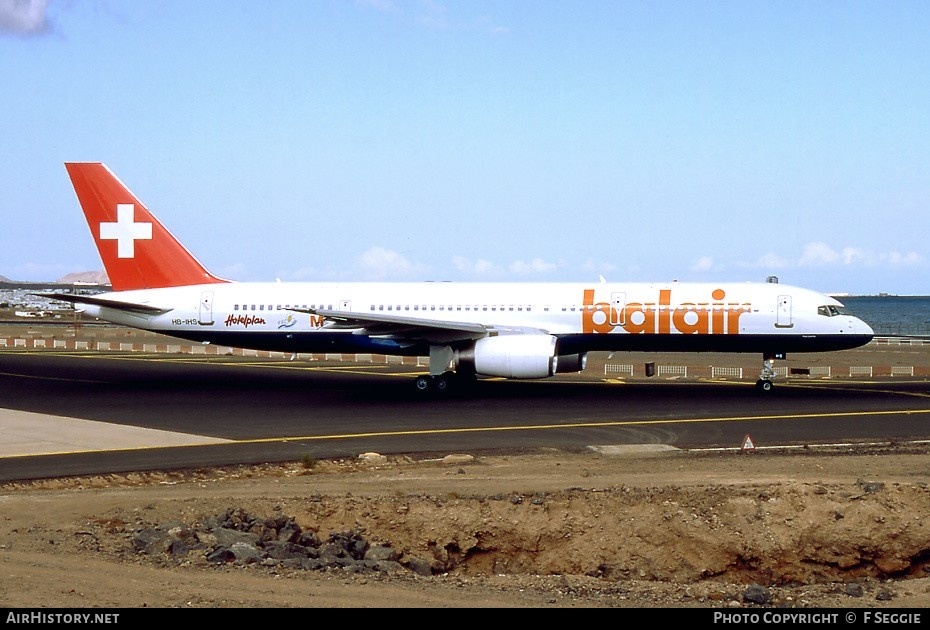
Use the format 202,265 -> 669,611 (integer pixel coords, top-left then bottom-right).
875,588 -> 895,601
742,584 -> 772,605
366,544 -> 399,562
844,583 -> 864,597
129,509 -> 442,579
359,452 -> 387,464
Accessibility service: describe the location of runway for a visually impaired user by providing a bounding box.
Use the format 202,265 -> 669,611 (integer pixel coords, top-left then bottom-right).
1,348 -> 929,482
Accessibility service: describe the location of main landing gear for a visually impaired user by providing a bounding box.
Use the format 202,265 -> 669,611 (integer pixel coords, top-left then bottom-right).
415,370 -> 478,395
415,371 -> 455,394
755,353 -> 778,392
414,345 -> 476,395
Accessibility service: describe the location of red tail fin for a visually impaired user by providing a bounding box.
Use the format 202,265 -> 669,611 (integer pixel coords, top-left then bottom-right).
65,163 -> 227,291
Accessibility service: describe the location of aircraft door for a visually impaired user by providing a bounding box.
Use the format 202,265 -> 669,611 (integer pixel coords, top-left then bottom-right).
199,291 -> 215,325
776,295 -> 793,328
609,292 -> 626,326
339,300 -> 351,312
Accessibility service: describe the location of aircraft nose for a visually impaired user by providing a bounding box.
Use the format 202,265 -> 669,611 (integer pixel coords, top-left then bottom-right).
851,316 -> 874,337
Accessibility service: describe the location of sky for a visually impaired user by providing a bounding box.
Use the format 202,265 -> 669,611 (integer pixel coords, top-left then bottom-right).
1,1 -> 928,296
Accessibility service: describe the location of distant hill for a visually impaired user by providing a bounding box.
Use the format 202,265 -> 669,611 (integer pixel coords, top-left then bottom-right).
56,270 -> 109,285
1,270 -> 110,285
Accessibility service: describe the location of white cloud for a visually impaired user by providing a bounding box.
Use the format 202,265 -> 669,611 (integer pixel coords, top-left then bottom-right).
453,256 -> 565,278
795,243 -> 925,269
356,246 -> 426,279
452,255 -> 502,276
884,251 -> 925,266
508,258 -> 560,275
798,242 -> 840,266
690,256 -> 715,272
0,0 -> 49,35
840,247 -> 866,265
581,258 -> 618,275
287,266 -> 320,281
750,253 -> 791,269
720,243 -> 926,276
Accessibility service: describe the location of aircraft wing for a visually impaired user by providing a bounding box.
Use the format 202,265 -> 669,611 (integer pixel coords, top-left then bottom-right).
290,307 -> 547,344
34,293 -> 172,316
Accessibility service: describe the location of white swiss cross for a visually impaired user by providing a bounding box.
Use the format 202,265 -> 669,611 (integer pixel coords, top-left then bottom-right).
99,204 -> 152,258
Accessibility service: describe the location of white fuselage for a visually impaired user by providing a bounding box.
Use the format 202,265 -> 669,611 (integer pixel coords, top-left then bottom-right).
78,280 -> 874,358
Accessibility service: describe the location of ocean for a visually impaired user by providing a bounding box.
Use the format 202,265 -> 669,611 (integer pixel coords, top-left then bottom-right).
839,295 -> 930,337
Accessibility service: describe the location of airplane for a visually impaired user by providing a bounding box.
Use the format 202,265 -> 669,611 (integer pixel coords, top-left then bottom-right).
43,162 -> 875,394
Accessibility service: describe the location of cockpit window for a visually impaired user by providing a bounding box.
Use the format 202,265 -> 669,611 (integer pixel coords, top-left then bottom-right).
817,305 -> 843,317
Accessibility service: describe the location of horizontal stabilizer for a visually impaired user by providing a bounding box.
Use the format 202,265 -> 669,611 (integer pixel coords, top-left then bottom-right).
35,293 -> 172,315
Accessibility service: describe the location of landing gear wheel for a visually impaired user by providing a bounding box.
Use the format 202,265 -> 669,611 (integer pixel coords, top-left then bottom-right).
415,371 -> 465,395
755,379 -> 774,392
434,373 -> 452,394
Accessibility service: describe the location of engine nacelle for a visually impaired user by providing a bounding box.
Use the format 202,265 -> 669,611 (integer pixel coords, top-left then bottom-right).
458,334 -> 558,379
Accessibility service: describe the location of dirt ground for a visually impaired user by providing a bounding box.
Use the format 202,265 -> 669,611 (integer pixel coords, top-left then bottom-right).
2,443 -> 930,609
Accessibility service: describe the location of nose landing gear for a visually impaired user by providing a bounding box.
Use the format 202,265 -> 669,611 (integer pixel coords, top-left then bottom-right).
755,353 -> 779,392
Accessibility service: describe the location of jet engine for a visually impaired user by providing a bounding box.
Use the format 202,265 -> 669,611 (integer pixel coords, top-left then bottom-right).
456,334 -> 585,379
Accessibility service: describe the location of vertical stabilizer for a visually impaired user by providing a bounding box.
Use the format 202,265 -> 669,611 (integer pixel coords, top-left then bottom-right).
65,163 -> 227,291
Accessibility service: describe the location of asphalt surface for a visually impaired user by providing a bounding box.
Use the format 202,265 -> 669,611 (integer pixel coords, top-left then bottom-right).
1,344 -> 929,482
